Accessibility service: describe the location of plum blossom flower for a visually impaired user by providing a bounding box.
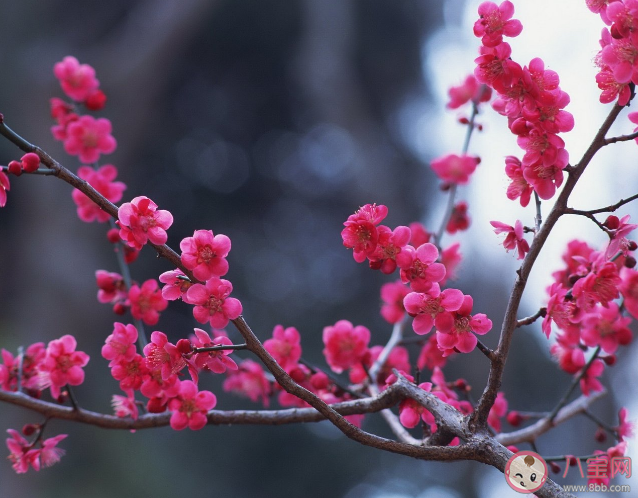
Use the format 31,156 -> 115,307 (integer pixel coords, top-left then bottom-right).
118,196 -> 173,250
6,429 -> 41,473
417,334 -> 451,371
180,229 -> 231,281
39,434 -> 67,469
322,320 -> 370,373
101,322 -> 138,366
367,225 -> 411,274
473,1 -> 523,47
168,380 -> 217,431
615,407 -> 634,441
380,280 -> 409,324
504,156 -> 533,207
580,358 -> 605,396
72,165 -> 126,223
349,345 -> 410,385
263,325 -> 302,372
403,287 -> 465,335
439,243 -> 463,286
341,203 -> 388,263
143,331 -> 187,381
158,269 -> 193,301
435,294 -> 492,354
490,220 -> 529,259
447,74 -> 492,109
38,335 -> 90,400
112,393 -> 139,420
109,353 -> 149,391
572,260 -> 621,311
63,115 -> 116,164
53,56 -> 99,102
128,279 -> 168,326
396,243 -> 446,292
605,214 -> 638,259
619,267 -> 638,318
185,277 -> 242,329
581,303 -> 632,354
191,329 -> 238,374
398,382 -> 435,428
430,153 -> 480,185
223,359 -> 271,406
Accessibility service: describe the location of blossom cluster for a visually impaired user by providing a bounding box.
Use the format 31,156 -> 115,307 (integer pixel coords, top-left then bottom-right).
1,337 -> 89,472
544,218 -> 636,397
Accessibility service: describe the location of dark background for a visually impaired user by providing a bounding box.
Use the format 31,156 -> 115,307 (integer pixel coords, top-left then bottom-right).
0,1 -> 632,497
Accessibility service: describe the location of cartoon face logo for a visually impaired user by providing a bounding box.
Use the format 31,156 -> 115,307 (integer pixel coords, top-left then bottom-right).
504,451 -> 548,493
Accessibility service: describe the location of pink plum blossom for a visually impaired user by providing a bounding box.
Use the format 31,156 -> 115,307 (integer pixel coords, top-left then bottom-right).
128,279 -> 168,326
430,153 -> 480,185
341,203 -> 388,263
53,56 -> 99,102
72,165 -> 126,223
0,170 -> 10,207
263,325 -> 302,372
118,196 -> 173,250
380,280 -> 409,324
63,115 -> 116,163
38,335 -> 90,400
435,294 -> 492,354
191,329 -> 238,374
223,359 -> 271,406
403,287 -> 465,335
490,220 -> 529,259
101,322 -> 138,366
473,1 -> 523,47
158,269 -> 193,301
168,380 -> 216,431
322,320 -> 370,373
185,277 -> 242,329
180,229 -> 231,281
396,243 -> 446,292
447,74 -> 492,109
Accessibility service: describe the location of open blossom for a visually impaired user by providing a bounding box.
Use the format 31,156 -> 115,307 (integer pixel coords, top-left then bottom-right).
4,430 -> 66,473
110,353 -> 149,391
143,331 -> 187,381
380,280 -> 409,324
101,322 -> 138,366
349,345 -> 410,385
264,325 -> 302,372
118,196 -> 173,250
96,270 -> 127,304
435,294 -> 492,354
322,320 -> 370,373
72,165 -> 126,223
490,220 -> 529,259
39,434 -> 67,469
180,230 -> 231,281
112,393 -> 139,420
396,243 -> 446,292
191,329 -> 238,374
605,214 -> 638,259
473,1 -> 523,47
168,380 -> 216,431
439,243 -> 462,286
185,277 -> 242,329
580,303 -> 632,354
63,115 -> 116,164
159,269 -> 193,301
418,334 -> 451,370
223,359 -> 271,406
572,260 -> 621,311
447,74 -> 492,109
615,407 -> 634,441
368,225 -> 411,274
551,330 -> 586,374
504,156 -> 533,207
128,279 -> 168,326
430,153 -> 480,185
474,42 -> 523,93
341,203 -> 388,263
54,56 -> 99,102
38,335 -> 90,400
580,358 -> 605,396
619,267 -> 638,318
403,287 -> 465,335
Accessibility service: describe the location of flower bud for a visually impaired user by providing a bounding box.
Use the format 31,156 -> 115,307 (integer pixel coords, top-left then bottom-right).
7,160 -> 22,176
604,215 -> 620,230
21,153 -> 40,173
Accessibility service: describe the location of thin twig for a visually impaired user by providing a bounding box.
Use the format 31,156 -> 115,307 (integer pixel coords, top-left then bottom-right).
516,308 -> 547,328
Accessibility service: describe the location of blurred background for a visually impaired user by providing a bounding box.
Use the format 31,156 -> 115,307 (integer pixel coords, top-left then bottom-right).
0,0 -> 636,497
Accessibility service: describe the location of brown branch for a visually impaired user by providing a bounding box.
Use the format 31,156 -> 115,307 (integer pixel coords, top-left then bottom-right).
516,307 -> 547,328
471,101 -> 627,432
496,389 -> 606,446
565,192 -> 638,216
603,130 -> 638,145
